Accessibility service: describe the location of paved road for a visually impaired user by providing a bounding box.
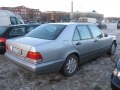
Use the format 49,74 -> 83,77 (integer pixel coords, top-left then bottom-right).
106,23 -> 117,30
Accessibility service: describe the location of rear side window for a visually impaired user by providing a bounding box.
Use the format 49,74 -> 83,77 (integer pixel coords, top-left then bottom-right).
11,27 -> 26,35
73,29 -> 80,41
0,27 -> 7,36
89,25 -> 103,38
27,25 -> 39,32
77,25 -> 92,40
26,24 -> 66,40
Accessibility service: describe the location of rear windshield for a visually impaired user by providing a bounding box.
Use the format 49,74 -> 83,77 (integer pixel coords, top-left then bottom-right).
0,27 -> 7,36
26,24 -> 66,40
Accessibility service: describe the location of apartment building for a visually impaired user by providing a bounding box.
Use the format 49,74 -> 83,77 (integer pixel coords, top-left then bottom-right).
0,6 -> 42,23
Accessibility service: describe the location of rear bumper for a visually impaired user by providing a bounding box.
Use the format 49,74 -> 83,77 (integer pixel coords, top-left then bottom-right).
5,52 -> 65,74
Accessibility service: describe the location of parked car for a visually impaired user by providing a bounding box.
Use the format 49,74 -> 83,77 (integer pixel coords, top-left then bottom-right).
5,23 -> 117,77
96,22 -> 107,29
117,21 -> 120,29
0,24 -> 40,54
111,59 -> 120,90
0,10 -> 24,26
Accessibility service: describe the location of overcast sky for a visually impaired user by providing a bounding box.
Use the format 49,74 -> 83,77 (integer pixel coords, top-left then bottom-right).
0,0 -> 120,17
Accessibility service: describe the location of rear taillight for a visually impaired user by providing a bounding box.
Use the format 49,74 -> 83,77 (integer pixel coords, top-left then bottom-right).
26,51 -> 42,60
6,44 -> 9,51
0,38 -> 6,42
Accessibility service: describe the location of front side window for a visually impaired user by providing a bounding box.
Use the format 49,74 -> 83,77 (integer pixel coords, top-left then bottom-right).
89,25 -> 103,38
10,17 -> 17,25
11,27 -> 26,35
26,24 -> 66,40
77,25 -> 91,40
16,18 -> 22,24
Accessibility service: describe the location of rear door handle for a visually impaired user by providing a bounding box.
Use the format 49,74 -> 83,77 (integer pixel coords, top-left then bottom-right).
76,42 -> 81,46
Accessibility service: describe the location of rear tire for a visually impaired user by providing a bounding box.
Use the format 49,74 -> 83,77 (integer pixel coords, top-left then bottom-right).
107,42 -> 116,55
61,54 -> 78,77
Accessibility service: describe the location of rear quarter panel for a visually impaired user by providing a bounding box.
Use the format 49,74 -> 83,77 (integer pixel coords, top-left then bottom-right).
35,40 -> 80,63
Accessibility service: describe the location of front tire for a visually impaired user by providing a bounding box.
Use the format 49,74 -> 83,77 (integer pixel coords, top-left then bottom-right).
61,54 -> 78,77
107,42 -> 116,55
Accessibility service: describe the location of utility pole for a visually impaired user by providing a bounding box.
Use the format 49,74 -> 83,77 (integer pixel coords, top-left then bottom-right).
71,1 -> 73,20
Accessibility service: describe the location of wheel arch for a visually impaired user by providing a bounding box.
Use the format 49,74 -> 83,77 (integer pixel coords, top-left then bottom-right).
65,52 -> 80,64
61,51 -> 80,76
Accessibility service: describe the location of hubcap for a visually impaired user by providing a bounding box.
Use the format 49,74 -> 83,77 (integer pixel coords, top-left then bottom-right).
111,44 -> 116,54
66,58 -> 77,73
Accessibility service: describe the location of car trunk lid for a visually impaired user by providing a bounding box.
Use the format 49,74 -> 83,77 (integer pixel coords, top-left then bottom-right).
11,36 -> 52,46
6,37 -> 52,58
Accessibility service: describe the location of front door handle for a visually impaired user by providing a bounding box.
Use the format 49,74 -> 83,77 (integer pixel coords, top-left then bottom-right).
76,42 -> 81,46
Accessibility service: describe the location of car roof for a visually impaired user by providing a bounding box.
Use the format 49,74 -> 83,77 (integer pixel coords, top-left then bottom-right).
0,23 -> 95,28
47,22 -> 95,26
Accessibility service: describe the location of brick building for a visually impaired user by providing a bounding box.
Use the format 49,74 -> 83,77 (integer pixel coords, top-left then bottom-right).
0,6 -> 70,23
41,11 -> 70,22
0,5 -> 104,23
0,6 -> 42,23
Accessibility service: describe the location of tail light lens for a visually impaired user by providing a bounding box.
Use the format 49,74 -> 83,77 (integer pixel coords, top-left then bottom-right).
26,51 -> 42,60
0,38 -> 6,42
6,44 -> 9,51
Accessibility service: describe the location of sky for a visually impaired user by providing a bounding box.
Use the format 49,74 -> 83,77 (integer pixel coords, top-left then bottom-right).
0,0 -> 120,17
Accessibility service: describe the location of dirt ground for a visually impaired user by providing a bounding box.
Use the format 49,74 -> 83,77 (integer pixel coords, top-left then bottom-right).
0,29 -> 120,90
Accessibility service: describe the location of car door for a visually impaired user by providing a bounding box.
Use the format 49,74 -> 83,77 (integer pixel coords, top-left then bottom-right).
88,25 -> 112,54
72,25 -> 97,63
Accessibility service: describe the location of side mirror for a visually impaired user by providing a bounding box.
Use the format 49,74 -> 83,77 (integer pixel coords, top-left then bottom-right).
104,33 -> 108,37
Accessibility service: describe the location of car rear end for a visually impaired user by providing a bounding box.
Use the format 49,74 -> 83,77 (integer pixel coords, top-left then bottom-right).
0,26 -> 8,54
5,36 -> 66,74
5,37 -> 45,74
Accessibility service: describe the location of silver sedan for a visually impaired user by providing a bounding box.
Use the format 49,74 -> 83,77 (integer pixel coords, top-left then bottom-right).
5,23 -> 117,76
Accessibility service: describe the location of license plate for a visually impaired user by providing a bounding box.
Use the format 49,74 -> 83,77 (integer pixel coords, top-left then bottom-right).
12,47 -> 22,55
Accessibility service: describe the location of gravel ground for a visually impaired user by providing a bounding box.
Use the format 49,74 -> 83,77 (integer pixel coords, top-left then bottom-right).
0,29 -> 120,90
